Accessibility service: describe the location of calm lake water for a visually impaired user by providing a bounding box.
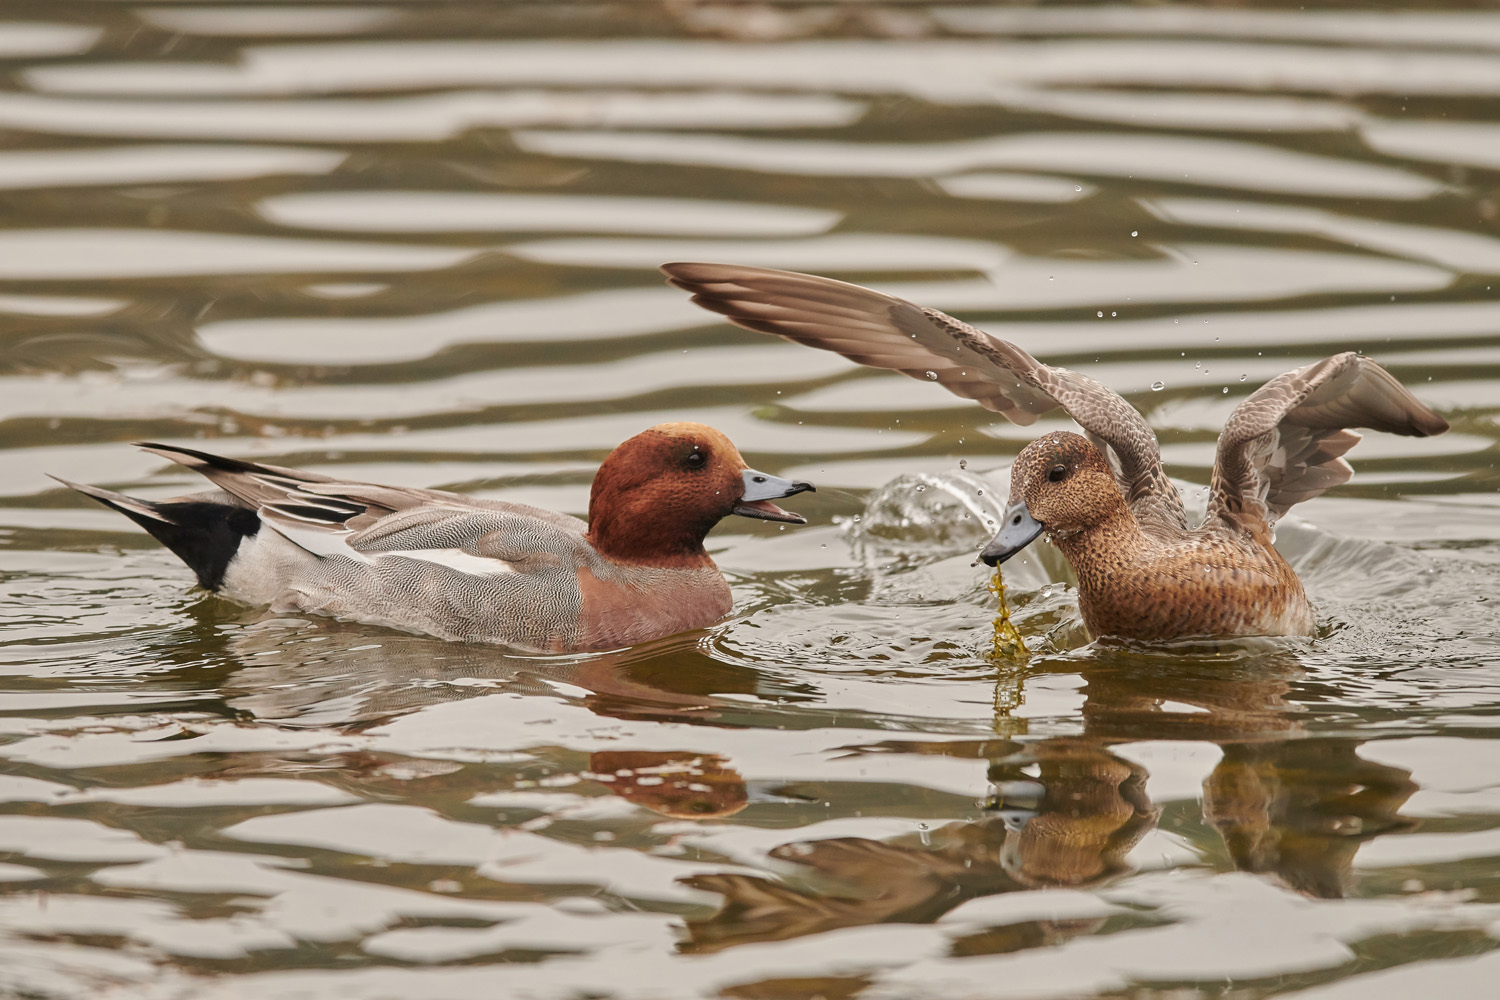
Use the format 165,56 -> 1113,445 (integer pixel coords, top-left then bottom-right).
3,2 -> 1500,998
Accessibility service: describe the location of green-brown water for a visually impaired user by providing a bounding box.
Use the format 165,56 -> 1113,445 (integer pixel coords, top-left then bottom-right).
3,2 -> 1500,997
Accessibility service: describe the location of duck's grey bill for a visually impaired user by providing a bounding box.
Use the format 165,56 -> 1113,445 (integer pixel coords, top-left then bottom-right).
734,469 -> 814,524
980,502 -> 1043,566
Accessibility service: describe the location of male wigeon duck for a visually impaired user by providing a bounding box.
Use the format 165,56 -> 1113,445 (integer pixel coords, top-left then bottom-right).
55,423 -> 813,652
662,262 -> 1448,641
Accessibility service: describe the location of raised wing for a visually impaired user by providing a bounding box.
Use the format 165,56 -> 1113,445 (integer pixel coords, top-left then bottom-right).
1207,353 -> 1448,529
663,262 -> 1186,529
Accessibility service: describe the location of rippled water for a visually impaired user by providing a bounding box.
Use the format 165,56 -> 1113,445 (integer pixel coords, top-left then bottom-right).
3,3 -> 1500,997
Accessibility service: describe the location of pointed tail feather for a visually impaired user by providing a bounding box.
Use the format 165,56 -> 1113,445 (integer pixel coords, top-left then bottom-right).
133,440 -> 337,484
53,476 -> 259,590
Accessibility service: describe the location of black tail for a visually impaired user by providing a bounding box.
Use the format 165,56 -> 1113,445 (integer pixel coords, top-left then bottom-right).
52,477 -> 260,591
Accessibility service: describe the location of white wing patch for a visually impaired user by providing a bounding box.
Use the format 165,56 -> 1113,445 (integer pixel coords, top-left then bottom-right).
264,519 -> 514,576
380,548 -> 517,576
265,519 -> 359,560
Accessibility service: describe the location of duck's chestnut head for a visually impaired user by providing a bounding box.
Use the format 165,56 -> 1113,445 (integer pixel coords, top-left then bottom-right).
587,422 -> 813,565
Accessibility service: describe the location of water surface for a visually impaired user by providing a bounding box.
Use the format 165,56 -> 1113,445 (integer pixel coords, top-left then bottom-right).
2,3 -> 1499,998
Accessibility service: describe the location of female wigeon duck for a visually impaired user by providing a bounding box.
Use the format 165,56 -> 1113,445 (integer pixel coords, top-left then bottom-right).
662,262 -> 1448,641
56,423 -> 813,652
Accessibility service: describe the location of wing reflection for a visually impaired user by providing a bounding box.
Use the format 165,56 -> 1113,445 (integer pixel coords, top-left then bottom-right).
1206,739 -> 1417,899
1078,650 -> 1417,898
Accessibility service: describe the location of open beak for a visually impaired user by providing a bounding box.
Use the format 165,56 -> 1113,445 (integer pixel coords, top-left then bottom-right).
980,501 -> 1043,566
733,468 -> 814,524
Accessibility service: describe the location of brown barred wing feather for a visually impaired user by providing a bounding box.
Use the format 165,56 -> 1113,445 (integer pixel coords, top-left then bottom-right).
663,261 -> 1187,530
1208,352 -> 1448,529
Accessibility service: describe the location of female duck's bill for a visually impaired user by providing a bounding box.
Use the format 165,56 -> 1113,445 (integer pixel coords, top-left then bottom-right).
53,422 -> 815,653
981,503 -> 1043,566
663,261 -> 1448,641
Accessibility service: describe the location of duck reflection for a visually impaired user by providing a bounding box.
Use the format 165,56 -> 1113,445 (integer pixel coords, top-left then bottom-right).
588,750 -> 748,820
214,614 -> 1416,951
682,652 -> 1415,953
217,615 -> 784,729
1077,648 -> 1416,898
1205,738 -> 1416,899
683,737 -> 1155,953
987,737 -> 1157,888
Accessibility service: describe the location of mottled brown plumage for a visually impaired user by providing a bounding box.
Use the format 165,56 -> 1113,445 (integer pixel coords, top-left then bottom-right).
664,262 -> 1449,640
1007,431 -> 1312,638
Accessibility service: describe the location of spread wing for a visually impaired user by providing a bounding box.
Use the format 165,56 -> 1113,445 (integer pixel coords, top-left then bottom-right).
663,261 -> 1186,530
1207,353 -> 1448,529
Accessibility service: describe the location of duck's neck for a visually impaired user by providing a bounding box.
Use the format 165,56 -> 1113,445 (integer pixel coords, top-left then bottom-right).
1052,496 -> 1148,581
584,500 -> 717,569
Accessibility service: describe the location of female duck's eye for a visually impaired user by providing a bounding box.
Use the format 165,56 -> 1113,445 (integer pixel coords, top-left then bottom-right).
685,450 -> 707,469
1047,464 -> 1067,483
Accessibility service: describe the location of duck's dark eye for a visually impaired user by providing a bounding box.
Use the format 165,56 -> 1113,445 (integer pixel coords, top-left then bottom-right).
685,450 -> 707,469
1047,464 -> 1067,483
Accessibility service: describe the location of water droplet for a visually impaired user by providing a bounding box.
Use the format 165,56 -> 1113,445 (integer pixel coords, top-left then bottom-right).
1110,311 -> 1117,317
924,370 -> 938,380
1096,310 -> 1104,318
1073,184 -> 1082,192
1222,387 -> 1229,394
976,489 -> 984,495
915,485 -> 926,492
1239,374 -> 1247,382
820,543 -> 827,549
1194,361 -> 1201,368
958,459 -> 968,470
1130,230 -> 1138,237
1151,381 -> 1164,391
852,515 -> 861,522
